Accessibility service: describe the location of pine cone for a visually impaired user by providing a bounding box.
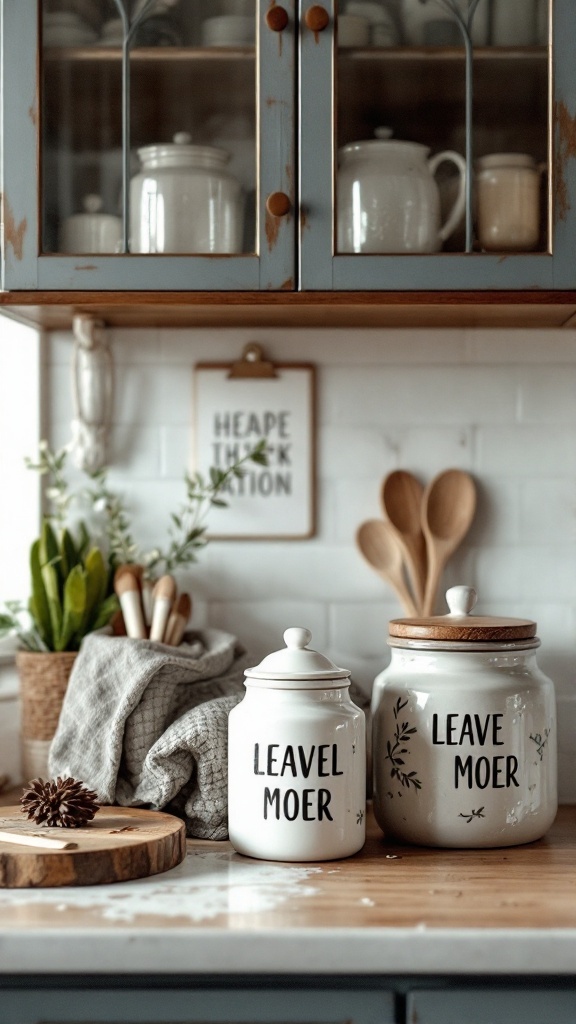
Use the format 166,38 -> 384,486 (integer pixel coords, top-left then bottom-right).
20,777 -> 99,828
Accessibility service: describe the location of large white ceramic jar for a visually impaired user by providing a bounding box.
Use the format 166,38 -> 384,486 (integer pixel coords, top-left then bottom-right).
130,132 -> 244,254
337,139 -> 466,253
228,627 -> 366,862
372,587 -> 557,849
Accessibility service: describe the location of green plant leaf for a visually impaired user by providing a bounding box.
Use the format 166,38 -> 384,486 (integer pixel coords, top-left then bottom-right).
76,520 -> 91,560
41,562 -> 63,648
39,519 -> 65,598
58,565 -> 87,651
29,538 -> 53,649
90,592 -> 120,632
60,528 -> 80,579
82,547 -> 108,633
0,614 -> 16,636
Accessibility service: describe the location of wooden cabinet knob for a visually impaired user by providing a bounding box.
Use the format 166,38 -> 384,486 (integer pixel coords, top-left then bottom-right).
304,5 -> 330,32
265,5 -> 289,32
266,192 -> 291,218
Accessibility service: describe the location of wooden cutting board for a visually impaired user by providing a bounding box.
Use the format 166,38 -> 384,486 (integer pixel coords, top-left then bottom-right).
0,805 -> 186,888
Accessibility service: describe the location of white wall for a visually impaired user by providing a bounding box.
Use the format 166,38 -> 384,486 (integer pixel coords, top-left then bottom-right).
45,325 -> 576,801
0,315 -> 41,785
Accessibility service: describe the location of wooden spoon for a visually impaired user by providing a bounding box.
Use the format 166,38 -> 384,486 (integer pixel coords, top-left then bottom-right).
421,469 -> 477,616
381,470 -> 427,613
356,519 -> 419,616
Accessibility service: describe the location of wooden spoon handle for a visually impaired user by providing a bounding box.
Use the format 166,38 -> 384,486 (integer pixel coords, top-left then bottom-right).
401,534 -> 427,613
422,546 -> 445,617
383,570 -> 419,617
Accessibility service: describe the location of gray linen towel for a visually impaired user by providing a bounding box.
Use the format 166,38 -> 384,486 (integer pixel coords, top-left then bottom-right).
48,628 -> 250,839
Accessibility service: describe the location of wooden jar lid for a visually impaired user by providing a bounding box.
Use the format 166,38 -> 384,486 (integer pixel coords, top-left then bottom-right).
389,586 -> 537,643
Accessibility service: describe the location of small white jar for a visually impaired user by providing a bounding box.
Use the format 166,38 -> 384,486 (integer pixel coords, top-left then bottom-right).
228,627 -> 366,862
372,587 -> 557,849
475,152 -> 541,252
59,194 -> 121,254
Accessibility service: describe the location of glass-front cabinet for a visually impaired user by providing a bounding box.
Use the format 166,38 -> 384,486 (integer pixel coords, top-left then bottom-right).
2,0 -> 576,294
2,0 -> 295,290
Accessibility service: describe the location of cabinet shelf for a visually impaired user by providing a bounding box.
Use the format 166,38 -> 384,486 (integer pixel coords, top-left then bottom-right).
42,45 -> 256,63
1,290 -> 575,331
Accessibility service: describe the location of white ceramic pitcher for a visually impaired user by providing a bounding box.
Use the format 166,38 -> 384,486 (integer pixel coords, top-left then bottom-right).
337,138 -> 466,253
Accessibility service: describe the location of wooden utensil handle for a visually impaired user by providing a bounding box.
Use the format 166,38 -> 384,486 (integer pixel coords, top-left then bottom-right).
0,829 -> 77,850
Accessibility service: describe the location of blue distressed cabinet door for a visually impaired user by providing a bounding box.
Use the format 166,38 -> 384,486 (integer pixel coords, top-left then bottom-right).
299,0 -> 576,291
1,0 -> 295,291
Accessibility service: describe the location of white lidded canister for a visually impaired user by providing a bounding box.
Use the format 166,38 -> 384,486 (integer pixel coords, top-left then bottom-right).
130,132 -> 244,254
372,587 -> 557,848
228,627 -> 366,862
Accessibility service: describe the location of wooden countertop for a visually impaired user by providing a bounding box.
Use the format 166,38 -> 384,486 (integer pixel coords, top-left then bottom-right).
1,797 -> 575,976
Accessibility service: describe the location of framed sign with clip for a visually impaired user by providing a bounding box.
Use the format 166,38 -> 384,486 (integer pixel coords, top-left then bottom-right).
193,344 -> 316,539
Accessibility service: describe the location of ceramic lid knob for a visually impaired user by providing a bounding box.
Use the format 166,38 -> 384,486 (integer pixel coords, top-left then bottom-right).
83,194 -> 104,214
283,626 -> 312,649
245,626 -> 350,680
446,586 -> 477,617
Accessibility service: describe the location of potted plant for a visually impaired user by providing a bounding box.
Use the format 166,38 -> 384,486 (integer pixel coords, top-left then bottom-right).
1,438 -> 268,779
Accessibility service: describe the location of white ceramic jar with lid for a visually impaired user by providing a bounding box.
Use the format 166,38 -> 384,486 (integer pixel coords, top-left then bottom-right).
59,194 -> 121,253
130,131 -> 244,254
228,627 -> 366,862
475,152 -> 542,252
372,587 -> 557,848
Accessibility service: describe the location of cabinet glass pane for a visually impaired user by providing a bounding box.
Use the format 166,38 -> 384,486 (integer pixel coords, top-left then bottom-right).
335,0 -> 550,256
40,0 -> 257,256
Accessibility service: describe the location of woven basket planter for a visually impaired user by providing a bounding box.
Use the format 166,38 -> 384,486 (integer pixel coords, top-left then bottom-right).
15,650 -> 77,782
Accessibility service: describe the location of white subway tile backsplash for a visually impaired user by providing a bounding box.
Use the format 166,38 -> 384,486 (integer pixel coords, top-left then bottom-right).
114,364 -> 171,426
196,542 -> 379,603
328,366 -> 521,427
519,479 -> 576,545
475,545 -> 575,603
556,698 -> 576,803
110,328 -> 162,364
108,425 -> 163,478
41,324 -> 576,798
333,476 -> 387,545
465,329 -> 576,365
158,327 -> 470,366
467,478 -> 521,546
477,425 -> 576,477
518,366 -> 576,424
46,364 -> 75,425
319,426 -> 393,481
329,601 -> 394,662
394,426 -> 476,476
209,600 -> 328,665
160,425 -> 195,477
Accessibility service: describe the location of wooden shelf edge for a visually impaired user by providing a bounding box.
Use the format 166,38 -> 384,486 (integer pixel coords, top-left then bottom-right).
1,291 -> 576,330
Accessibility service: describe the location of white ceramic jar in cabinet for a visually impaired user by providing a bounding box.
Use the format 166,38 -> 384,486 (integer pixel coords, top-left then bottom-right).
372,587 -> 557,849
130,132 -> 244,254
228,627 -> 366,862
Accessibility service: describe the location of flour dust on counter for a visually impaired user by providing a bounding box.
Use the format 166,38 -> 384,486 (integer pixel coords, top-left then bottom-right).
0,848 -> 322,924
